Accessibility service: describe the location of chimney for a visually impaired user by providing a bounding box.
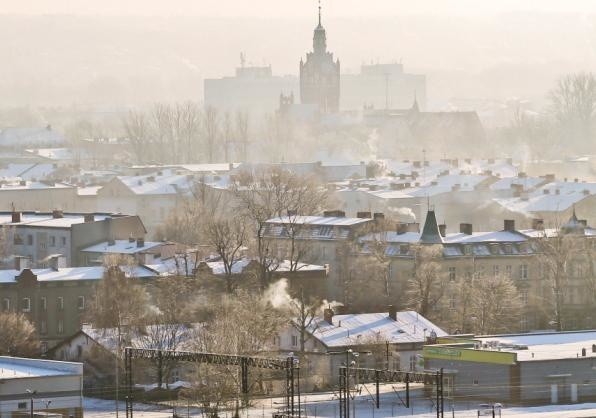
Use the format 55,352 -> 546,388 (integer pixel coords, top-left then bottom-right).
531,219 -> 544,230
49,255 -> 66,271
388,305 -> 397,321
129,236 -> 135,243
83,213 -> 95,223
356,211 -> 372,219
396,223 -> 407,235
373,213 -> 385,222
323,210 -> 345,218
460,223 -> 473,235
14,256 -> 30,271
136,237 -> 145,248
323,308 -> 334,325
12,211 -> 21,223
504,219 -> 515,232
438,224 -> 446,237
108,239 -> 116,246
52,209 -> 63,219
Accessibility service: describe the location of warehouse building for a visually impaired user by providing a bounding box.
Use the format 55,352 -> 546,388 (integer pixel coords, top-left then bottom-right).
425,330 -> 596,405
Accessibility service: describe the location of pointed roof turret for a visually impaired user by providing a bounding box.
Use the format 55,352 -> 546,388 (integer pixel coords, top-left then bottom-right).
561,206 -> 586,235
419,210 -> 444,244
409,92 -> 420,115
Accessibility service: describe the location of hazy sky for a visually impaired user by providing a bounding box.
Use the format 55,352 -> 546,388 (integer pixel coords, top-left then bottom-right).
5,0 -> 596,17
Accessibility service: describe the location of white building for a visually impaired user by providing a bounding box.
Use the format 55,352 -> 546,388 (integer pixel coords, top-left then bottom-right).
274,307 -> 446,389
0,356 -> 83,418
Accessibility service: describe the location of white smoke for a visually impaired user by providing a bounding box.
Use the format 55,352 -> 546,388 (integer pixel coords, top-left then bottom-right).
387,206 -> 417,221
264,278 -> 342,314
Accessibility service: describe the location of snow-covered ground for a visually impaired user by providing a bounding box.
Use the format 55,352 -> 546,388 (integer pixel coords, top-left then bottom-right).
84,387 -> 596,418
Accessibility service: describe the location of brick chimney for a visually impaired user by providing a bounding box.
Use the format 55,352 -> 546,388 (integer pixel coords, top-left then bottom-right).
504,220 -> 515,232
129,236 -> 135,243
531,219 -> 544,230
136,237 -> 145,248
388,305 -> 397,321
52,209 -> 64,219
438,224 -> 446,237
356,211 -> 372,219
11,211 -> 21,223
460,223 -> 473,235
83,213 -> 95,223
323,308 -> 334,324
49,255 -> 66,271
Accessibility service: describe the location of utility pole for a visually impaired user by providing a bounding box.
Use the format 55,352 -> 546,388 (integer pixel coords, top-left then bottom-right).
26,389 -> 37,418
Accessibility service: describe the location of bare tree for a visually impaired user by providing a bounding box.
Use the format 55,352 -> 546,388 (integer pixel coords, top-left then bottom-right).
231,167 -> 328,289
549,72 -> 596,153
0,312 -> 38,356
202,215 -> 250,294
469,275 -> 522,335
123,110 -> 149,164
203,106 -> 219,163
235,110 -> 249,161
407,245 -> 447,320
178,102 -> 202,162
536,233 -> 580,331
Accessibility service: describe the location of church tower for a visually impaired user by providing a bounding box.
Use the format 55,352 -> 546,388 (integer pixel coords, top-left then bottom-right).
299,2 -> 340,113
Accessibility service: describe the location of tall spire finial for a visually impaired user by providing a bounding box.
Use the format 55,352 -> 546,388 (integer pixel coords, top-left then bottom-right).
318,0 -> 322,26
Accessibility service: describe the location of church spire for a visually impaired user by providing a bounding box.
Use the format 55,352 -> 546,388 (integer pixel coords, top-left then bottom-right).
313,0 -> 327,54
318,0 -> 322,27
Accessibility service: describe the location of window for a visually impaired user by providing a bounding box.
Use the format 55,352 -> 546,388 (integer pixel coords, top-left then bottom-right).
449,295 -> 456,309
291,335 -> 298,347
506,265 -> 512,278
492,265 -> 499,277
40,342 -> 48,354
49,236 -> 56,247
77,296 -> 85,310
57,319 -> 64,334
520,316 -> 529,331
463,245 -> 472,255
2,298 -> 10,311
22,297 -> 31,312
409,355 -> 417,371
520,290 -> 528,305
40,320 -> 47,335
476,266 -> 485,278
57,296 -> 64,311
61,236 -> 67,247
519,264 -> 529,280
13,234 -> 23,245
18,402 -> 27,410
473,379 -> 479,386
27,234 -> 33,245
448,267 -> 456,282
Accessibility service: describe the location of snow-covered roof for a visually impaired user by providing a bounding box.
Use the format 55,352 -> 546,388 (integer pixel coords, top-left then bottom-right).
266,216 -> 371,227
489,176 -> 545,191
0,265 -> 158,284
476,330 -> 596,362
0,212 -> 112,228
0,181 -> 73,191
81,240 -> 162,254
0,127 -> 66,147
25,148 -> 89,161
78,324 -> 199,354
308,311 -> 446,348
493,181 -> 596,214
0,357 -> 82,379
0,163 -> 57,181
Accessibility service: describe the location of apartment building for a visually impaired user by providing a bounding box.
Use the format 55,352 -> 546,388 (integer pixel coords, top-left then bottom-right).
0,266 -> 159,352
1,210 -> 146,267
359,209 -> 596,332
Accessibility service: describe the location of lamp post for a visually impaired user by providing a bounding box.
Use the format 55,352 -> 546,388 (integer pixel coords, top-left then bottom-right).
26,389 -> 37,418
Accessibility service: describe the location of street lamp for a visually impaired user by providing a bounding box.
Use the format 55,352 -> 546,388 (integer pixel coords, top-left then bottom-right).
25,389 -> 37,418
